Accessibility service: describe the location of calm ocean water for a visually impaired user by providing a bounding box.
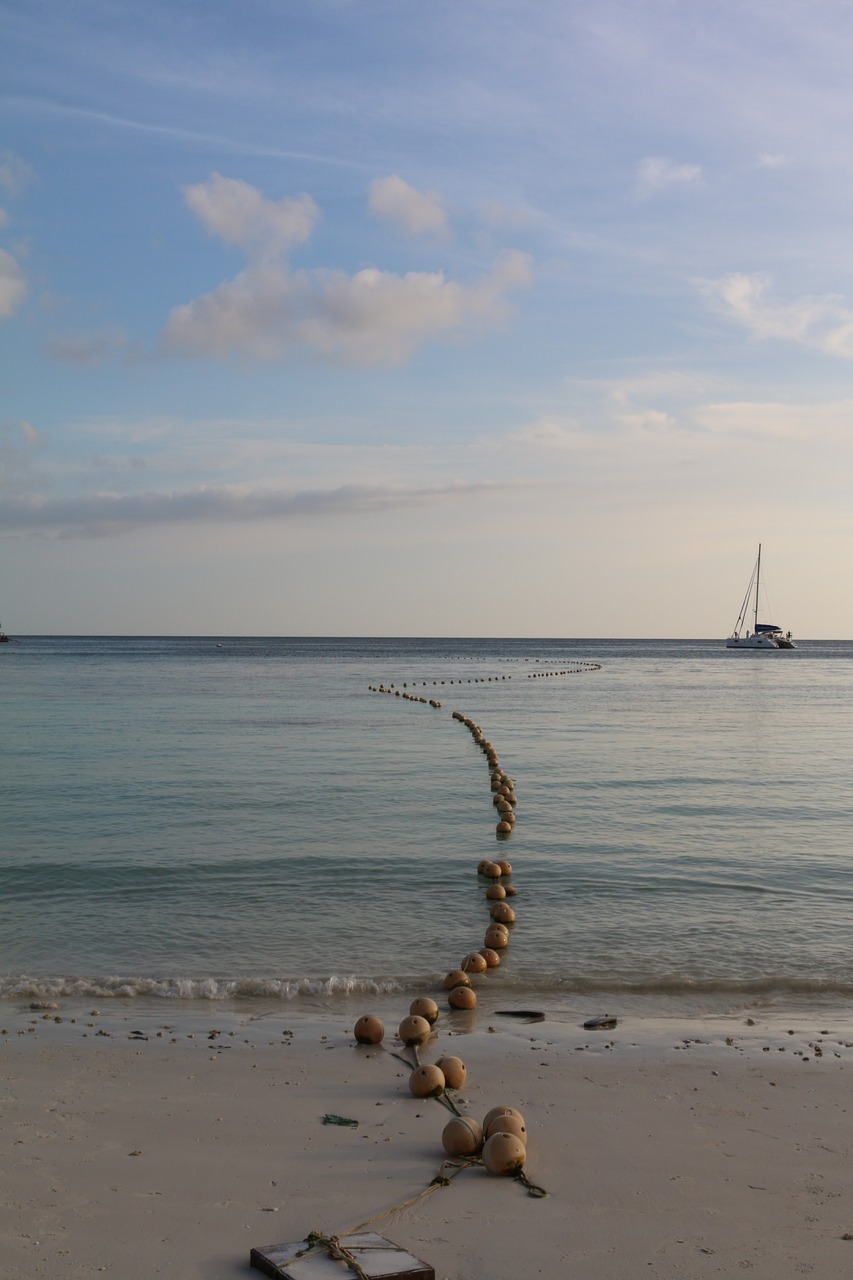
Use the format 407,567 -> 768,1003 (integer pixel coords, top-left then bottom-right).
2,636 -> 852,1022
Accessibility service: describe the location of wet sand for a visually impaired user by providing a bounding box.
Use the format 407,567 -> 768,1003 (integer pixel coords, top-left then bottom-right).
3,1005 -> 853,1280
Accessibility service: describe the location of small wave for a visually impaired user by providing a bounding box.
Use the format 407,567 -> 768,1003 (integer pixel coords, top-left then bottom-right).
0,973 -> 406,1002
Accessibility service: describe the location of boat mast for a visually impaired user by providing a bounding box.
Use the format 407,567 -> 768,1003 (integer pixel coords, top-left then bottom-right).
753,543 -> 762,632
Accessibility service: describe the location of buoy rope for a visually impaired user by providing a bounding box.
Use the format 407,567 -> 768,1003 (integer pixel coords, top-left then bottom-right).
514,1168 -> 550,1198
384,1044 -> 463,1116
296,1155 -> 549,1271
300,1232 -> 372,1280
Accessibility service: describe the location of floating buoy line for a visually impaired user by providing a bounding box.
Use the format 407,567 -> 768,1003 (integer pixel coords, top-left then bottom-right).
367,657 -> 600,697
294,659 -> 607,1271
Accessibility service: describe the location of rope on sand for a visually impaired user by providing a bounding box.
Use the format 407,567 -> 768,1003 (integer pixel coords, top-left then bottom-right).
299,1155 -> 549,1279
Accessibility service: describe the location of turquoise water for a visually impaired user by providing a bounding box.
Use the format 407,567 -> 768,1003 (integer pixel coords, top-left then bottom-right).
1,636 -> 852,1018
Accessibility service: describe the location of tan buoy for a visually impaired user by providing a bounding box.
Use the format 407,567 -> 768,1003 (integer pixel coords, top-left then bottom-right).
496,860 -> 512,876
441,1116 -> 483,1157
478,947 -> 501,968
485,1112 -> 528,1144
484,928 -> 509,950
409,996 -> 439,1025
353,1015 -> 384,1045
496,821 -> 512,835
504,884 -> 518,897
490,902 -> 516,924
435,1055 -> 467,1089
398,1014 -> 431,1047
486,883 -> 506,900
483,1105 -> 525,1130
448,985 -> 477,1010
482,1131 -> 526,1176
478,860 -> 502,878
462,951 -> 488,974
443,969 -> 471,990
409,1063 -> 446,1098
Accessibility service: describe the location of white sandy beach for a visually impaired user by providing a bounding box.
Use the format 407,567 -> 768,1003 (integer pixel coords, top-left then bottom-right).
3,1005 -> 853,1280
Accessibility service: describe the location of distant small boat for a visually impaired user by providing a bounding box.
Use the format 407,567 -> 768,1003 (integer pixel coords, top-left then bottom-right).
0,621 -> 9,644
726,545 -> 796,649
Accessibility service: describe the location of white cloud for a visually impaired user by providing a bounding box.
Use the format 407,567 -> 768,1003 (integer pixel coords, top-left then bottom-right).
164,174 -> 529,365
368,175 -> 449,237
701,272 -> 853,358
635,156 -> 703,199
165,252 -> 531,366
182,173 -> 320,254
0,248 -> 27,319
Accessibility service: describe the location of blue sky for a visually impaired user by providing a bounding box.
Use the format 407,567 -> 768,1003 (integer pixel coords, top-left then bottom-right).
2,0 -> 852,636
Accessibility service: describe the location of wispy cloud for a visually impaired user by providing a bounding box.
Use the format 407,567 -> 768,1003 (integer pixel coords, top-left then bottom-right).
2,97 -> 366,168
369,175 -> 449,238
701,272 -> 853,358
0,248 -> 27,320
0,478 -> 518,538
47,327 -> 137,366
0,419 -> 42,490
0,149 -> 35,198
635,156 -> 703,200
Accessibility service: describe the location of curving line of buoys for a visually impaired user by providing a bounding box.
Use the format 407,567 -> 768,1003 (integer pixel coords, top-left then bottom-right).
349,651 -> 599,1201
452,711 -> 519,840
367,683 -> 442,708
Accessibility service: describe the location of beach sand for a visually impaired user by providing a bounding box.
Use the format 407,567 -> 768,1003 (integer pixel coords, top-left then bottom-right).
3,1007 -> 852,1280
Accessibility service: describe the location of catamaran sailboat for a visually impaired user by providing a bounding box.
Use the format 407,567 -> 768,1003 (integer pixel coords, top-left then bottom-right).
726,545 -> 796,649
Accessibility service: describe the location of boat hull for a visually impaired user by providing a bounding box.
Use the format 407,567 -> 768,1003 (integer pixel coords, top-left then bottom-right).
726,633 -> 796,649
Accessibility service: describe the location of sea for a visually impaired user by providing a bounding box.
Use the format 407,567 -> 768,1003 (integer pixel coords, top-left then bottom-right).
2,636 -> 852,1032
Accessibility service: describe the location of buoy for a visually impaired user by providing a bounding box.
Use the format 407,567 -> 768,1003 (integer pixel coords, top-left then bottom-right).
398,1015 -> 431,1047
485,883 -> 506,900
409,1063 -> 446,1098
443,969 -> 471,990
482,861 -> 503,878
477,859 -> 496,876
482,1131 -> 526,1176
485,1113 -> 527,1144
448,985 -> 477,1010
496,860 -> 512,876
435,1055 -> 467,1089
462,952 -> 488,974
490,902 -> 516,924
409,996 -> 439,1025
441,1116 -> 483,1158
478,947 -> 501,967
353,1015 -> 384,1045
504,885 -> 518,897
484,927 -> 509,949
496,821 -> 512,835
483,1105 -> 525,1130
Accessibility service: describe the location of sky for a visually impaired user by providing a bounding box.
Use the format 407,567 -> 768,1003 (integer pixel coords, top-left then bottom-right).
2,0 -> 852,637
